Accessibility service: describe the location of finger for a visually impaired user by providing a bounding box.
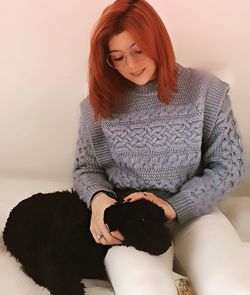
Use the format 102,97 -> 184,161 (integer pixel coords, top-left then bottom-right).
131,192 -> 148,201
91,220 -> 122,245
105,224 -> 123,242
91,228 -> 102,244
111,230 -> 124,241
100,224 -> 123,245
90,223 -> 107,244
124,192 -> 145,202
143,192 -> 156,202
123,192 -> 139,201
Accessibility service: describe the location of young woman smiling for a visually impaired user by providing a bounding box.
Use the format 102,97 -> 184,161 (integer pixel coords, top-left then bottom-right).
73,1 -> 247,294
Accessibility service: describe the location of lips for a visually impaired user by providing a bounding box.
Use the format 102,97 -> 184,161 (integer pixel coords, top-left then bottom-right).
130,68 -> 145,76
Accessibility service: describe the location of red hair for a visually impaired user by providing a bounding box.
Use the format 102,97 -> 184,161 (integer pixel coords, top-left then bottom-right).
88,0 -> 177,119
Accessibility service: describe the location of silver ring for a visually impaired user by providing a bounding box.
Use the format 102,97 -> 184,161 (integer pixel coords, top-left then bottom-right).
97,234 -> 104,240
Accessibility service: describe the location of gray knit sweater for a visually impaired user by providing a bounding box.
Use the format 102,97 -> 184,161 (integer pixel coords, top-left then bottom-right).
73,64 -> 244,223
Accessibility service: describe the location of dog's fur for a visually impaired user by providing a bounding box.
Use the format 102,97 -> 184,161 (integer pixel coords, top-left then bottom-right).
3,190 -> 172,295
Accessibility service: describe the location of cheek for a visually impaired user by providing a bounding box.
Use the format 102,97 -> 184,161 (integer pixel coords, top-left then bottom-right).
116,68 -> 129,78
148,60 -> 157,72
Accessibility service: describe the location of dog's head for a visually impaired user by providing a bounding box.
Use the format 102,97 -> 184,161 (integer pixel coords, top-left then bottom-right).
104,199 -> 172,255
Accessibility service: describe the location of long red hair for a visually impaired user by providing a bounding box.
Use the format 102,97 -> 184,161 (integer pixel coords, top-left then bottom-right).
88,0 -> 177,119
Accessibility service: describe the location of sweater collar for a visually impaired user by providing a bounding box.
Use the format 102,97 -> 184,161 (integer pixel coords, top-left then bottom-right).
126,79 -> 158,97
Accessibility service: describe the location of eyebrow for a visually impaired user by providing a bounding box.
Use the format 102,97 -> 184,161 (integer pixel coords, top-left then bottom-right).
109,42 -> 136,53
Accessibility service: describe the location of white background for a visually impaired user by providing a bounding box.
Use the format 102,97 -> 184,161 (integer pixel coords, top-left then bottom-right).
1,0 -> 249,182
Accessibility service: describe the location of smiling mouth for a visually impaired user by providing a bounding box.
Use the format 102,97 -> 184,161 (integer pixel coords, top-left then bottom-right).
130,68 -> 145,76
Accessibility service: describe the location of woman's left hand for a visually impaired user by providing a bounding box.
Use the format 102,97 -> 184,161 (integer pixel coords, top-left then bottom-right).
123,191 -> 177,221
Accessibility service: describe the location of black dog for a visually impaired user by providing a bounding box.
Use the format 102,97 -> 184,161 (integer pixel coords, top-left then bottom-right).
3,190 -> 172,295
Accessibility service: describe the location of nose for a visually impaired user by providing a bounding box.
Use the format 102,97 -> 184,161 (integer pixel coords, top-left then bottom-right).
125,54 -> 137,68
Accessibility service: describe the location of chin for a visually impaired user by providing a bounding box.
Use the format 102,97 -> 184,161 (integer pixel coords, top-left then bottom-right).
128,75 -> 155,86
119,65 -> 156,86
133,80 -> 148,85
128,69 -> 156,85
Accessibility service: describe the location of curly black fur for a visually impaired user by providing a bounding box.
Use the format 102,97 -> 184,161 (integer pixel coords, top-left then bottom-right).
3,190 -> 172,295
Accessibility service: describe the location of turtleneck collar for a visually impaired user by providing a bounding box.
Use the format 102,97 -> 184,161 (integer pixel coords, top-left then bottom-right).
126,79 -> 158,97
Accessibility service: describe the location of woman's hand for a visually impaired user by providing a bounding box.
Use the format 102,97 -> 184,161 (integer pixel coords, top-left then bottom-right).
90,192 -> 124,245
123,191 -> 177,220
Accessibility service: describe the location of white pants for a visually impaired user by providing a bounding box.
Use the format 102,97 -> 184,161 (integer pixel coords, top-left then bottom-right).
104,208 -> 250,295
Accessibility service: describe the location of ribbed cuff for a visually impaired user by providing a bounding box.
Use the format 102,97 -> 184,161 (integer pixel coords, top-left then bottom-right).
167,191 -> 196,224
90,190 -> 117,209
80,184 -> 117,209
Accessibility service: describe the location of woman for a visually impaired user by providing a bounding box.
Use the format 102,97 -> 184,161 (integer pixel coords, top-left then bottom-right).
73,0 -> 247,294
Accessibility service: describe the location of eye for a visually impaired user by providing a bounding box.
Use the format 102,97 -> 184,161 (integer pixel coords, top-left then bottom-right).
111,53 -> 124,62
132,44 -> 143,55
113,55 -> 124,61
133,50 -> 143,55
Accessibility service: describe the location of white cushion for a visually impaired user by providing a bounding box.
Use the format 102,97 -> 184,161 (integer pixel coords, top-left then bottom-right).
219,196 -> 250,242
1,177 -> 249,294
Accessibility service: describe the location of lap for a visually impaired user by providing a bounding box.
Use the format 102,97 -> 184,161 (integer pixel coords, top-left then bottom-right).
173,208 -> 250,295
104,244 -> 178,295
103,208 -> 250,295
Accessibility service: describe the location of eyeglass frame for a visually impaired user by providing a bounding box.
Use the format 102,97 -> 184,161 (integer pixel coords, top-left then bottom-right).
106,43 -> 147,69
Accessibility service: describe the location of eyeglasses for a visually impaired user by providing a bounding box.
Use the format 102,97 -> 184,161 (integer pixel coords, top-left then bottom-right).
106,43 -> 146,69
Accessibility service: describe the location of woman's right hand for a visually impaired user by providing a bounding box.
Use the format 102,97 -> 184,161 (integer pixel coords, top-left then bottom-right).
90,192 -> 124,245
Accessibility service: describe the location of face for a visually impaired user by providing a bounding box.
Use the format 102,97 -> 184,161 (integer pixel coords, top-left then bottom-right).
108,31 -> 157,85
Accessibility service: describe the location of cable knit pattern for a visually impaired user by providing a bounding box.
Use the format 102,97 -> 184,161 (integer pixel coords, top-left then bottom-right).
73,116 -> 116,201
73,64 -> 244,223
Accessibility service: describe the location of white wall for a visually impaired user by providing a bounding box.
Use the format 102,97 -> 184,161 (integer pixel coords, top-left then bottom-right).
0,0 -> 249,182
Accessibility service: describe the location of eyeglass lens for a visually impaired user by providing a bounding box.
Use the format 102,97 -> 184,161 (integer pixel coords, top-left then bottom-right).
107,44 -> 146,68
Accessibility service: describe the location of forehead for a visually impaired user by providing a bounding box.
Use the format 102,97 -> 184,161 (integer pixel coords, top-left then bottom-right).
108,30 -> 136,51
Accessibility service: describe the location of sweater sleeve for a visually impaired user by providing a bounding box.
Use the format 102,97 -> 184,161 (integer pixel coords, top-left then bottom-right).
167,94 -> 245,223
73,114 -> 116,208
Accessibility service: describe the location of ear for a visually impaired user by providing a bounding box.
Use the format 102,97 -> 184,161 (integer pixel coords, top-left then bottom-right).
103,203 -> 126,232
